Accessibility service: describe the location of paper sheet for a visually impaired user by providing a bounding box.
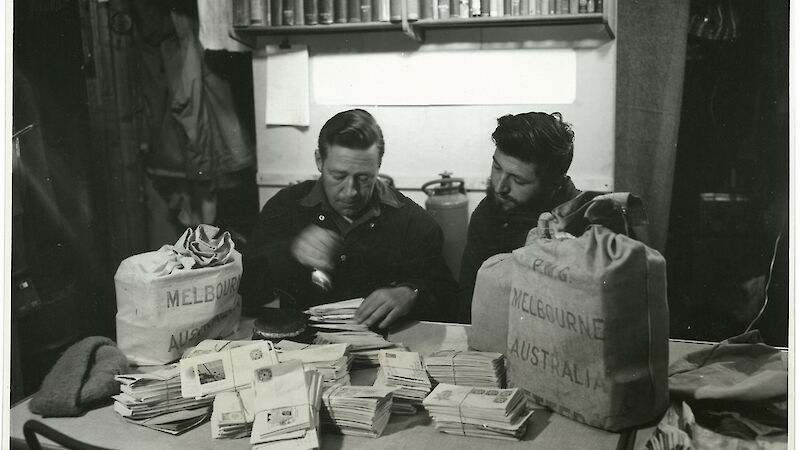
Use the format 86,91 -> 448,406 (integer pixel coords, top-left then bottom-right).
312,49 -> 576,105
265,45 -> 310,126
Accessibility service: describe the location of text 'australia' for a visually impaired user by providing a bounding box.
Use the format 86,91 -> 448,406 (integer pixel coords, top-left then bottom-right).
166,275 -> 241,308
509,337 -> 608,393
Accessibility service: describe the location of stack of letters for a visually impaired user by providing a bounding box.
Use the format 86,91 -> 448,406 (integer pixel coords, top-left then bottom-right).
321,385 -> 396,437
422,384 -> 533,441
374,350 -> 431,414
180,340 -> 280,399
211,389 -> 256,438
113,364 -> 212,434
249,360 -> 324,450
424,350 -> 506,388
305,298 -> 368,331
315,331 -> 404,367
275,341 -> 353,386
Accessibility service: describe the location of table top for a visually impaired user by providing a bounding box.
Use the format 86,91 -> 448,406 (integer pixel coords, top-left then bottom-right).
10,321 -> 707,450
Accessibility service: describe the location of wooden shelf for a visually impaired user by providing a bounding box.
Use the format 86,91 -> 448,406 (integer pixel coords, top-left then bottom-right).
235,21 -> 402,34
233,1 -> 615,43
415,13 -> 605,29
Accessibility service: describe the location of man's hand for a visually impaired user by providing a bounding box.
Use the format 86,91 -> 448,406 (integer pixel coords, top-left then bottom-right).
355,287 -> 417,329
290,225 -> 342,272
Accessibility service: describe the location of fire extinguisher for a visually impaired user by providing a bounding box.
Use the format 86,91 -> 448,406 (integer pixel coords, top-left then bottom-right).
422,172 -> 469,281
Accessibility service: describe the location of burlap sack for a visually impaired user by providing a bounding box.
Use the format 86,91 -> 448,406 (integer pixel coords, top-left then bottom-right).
467,253 -> 514,354
506,193 -> 669,431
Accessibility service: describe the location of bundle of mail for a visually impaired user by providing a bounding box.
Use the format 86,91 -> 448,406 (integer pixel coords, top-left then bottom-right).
274,340 -> 353,386
374,350 -> 432,415
424,350 -> 507,388
113,364 -> 212,434
321,385 -> 396,437
315,331 -> 404,367
249,360 -> 323,450
422,384 -> 534,441
205,357 -> 324,449
305,298 -> 368,331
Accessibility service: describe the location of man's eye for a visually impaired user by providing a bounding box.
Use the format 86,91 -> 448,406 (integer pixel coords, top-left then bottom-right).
357,175 -> 372,183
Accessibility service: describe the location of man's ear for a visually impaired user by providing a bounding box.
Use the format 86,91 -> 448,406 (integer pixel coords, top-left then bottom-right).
314,149 -> 323,172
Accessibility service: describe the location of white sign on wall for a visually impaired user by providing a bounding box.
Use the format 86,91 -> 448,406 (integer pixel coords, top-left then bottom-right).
312,49 -> 576,106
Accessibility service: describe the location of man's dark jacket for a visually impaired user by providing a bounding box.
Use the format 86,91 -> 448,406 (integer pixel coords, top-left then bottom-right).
241,180 -> 457,321
457,177 -> 580,323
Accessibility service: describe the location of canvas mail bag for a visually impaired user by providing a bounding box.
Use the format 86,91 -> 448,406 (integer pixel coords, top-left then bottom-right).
506,192 -> 669,431
467,252 -> 515,354
115,226 -> 242,365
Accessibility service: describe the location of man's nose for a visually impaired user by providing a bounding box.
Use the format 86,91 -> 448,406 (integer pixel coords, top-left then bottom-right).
343,177 -> 358,197
495,174 -> 510,194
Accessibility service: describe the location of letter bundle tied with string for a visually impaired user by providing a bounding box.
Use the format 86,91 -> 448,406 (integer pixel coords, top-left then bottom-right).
113,364 -> 213,435
422,384 -> 533,441
274,340 -> 353,386
424,350 -> 506,388
373,350 -> 431,414
250,360 -> 324,450
320,384 -> 396,438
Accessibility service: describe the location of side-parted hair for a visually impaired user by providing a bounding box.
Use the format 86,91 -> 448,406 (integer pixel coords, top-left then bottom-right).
318,109 -> 385,161
491,112 -> 574,181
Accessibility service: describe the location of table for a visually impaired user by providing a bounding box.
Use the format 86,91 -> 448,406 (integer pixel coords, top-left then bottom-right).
9,321 -> 699,450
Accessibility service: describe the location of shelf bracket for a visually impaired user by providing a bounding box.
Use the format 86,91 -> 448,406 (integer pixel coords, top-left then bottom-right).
228,29 -> 258,49
399,1 -> 424,42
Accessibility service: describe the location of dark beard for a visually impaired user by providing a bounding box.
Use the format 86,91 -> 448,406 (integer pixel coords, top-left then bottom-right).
486,183 -> 548,213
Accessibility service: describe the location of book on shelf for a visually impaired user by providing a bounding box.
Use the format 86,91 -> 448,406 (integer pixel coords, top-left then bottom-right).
318,0 -> 334,23
389,0 -> 402,22
373,0 -> 391,21
510,0 -> 519,15
559,0 -> 569,13
502,0 -> 510,15
519,0 -> 528,16
295,0 -> 305,24
569,0 -> 578,14
469,0 -> 480,16
449,0 -> 459,17
250,0 -> 271,25
348,0 -> 361,22
437,0 -> 449,18
458,0 -> 469,17
360,0 -> 372,21
271,0 -> 282,25
421,0 -> 434,19
408,0 -> 420,21
234,0 -> 251,26
304,0 -> 319,24
480,0 -> 489,16
283,0 -> 295,25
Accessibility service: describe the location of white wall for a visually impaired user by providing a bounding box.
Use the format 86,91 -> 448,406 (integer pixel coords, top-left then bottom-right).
251,26 -> 616,217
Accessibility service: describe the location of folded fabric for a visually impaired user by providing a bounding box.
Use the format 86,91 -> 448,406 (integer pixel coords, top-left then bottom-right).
669,331 -> 787,402
667,330 -> 788,441
29,336 -> 130,417
151,224 -> 235,275
532,191 -> 649,240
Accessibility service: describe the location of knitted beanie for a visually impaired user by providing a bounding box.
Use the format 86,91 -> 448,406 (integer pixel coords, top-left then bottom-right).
29,336 -> 130,417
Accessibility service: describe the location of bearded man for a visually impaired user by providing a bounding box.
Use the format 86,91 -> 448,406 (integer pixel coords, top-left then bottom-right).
457,112 -> 581,323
